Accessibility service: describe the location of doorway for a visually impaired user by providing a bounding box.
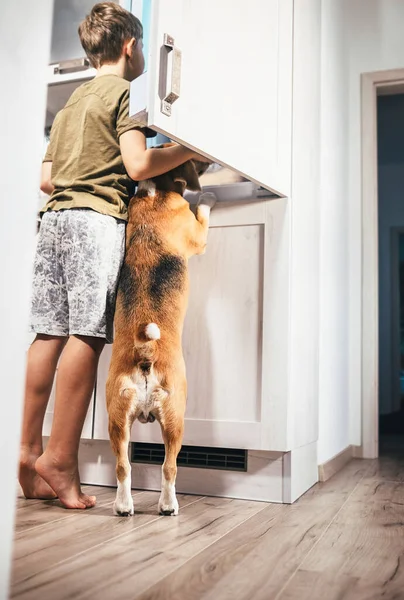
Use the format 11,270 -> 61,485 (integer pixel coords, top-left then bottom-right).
377,93 -> 404,452
361,70 -> 404,459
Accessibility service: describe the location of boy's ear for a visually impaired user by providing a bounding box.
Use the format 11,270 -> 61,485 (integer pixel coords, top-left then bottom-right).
125,37 -> 136,57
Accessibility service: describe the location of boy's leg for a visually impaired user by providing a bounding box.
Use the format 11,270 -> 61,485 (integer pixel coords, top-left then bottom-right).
19,334 -> 67,499
35,209 -> 125,509
36,335 -> 104,509
21,210 -> 70,499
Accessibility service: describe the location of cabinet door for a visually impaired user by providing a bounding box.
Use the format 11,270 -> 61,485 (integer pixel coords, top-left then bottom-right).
130,0 -> 293,196
93,199 -> 290,450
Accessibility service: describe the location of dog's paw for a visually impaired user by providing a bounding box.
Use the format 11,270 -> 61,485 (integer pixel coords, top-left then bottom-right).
158,498 -> 179,516
158,490 -> 179,516
113,495 -> 134,517
198,191 -> 217,211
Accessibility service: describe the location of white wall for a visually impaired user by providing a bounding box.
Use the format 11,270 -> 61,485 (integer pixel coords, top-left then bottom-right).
317,0 -> 350,464
318,0 -> 404,462
0,2 -> 53,596
344,0 -> 404,445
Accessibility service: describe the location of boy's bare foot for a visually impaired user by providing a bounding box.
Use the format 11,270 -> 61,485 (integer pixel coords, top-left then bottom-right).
35,453 -> 96,509
19,448 -> 57,500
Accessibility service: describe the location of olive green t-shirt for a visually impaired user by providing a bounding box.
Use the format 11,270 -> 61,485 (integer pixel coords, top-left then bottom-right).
42,74 -> 155,221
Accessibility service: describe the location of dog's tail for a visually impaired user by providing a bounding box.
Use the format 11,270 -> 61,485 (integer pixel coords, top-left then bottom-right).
143,323 -> 161,341
134,323 -> 161,365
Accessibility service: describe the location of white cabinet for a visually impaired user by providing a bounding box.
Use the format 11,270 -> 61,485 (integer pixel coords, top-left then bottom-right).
131,0 -> 293,196
93,0 -> 322,459
93,197 -> 291,451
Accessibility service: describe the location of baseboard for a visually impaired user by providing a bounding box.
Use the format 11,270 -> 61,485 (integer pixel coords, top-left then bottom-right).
351,445 -> 364,458
77,440 -> 322,504
78,440 -> 286,503
318,445 -> 360,482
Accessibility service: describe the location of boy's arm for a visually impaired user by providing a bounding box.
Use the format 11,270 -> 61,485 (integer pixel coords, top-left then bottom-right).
40,161 -> 54,195
120,129 -> 208,181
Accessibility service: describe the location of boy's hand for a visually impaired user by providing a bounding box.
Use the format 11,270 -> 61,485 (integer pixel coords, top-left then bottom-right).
120,130 -> 212,180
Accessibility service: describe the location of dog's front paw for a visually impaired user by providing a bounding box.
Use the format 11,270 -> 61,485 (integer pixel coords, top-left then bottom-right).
198,191 -> 217,212
158,483 -> 179,516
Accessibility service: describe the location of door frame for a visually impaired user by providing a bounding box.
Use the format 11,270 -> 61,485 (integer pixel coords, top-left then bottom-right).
361,68 -> 404,458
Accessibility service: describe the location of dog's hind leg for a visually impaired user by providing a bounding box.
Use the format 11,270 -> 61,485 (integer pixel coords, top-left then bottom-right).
107,380 -> 136,516
157,390 -> 186,516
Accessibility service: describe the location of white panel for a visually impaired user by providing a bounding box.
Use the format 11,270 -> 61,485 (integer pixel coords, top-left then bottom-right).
288,0 -> 321,450
184,225 -> 263,422
93,198 -> 290,451
133,0 -> 293,194
0,0 -> 53,595
260,198 -> 290,450
282,441 -> 318,503
318,0 -> 350,464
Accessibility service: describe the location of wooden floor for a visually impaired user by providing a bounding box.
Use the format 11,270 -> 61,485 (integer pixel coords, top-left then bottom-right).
10,456 -> 404,600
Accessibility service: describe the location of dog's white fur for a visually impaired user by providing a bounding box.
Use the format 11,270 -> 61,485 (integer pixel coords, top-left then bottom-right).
158,477 -> 179,516
145,322 -> 161,340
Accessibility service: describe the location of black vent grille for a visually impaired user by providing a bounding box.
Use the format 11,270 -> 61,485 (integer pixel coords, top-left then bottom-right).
131,442 -> 247,472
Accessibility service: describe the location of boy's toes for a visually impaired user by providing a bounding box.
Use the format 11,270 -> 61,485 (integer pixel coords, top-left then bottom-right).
80,494 -> 96,508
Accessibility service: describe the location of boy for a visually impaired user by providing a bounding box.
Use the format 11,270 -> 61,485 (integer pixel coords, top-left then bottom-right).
19,2 -> 207,509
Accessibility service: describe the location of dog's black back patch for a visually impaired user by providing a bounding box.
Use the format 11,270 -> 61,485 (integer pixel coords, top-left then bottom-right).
149,254 -> 186,309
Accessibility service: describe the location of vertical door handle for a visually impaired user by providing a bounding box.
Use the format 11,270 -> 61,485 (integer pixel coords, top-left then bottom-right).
160,34 -> 182,116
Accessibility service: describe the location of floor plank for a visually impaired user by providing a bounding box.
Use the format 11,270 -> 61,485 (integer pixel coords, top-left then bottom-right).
278,475 -> 404,600
12,491 -> 199,585
14,485 -> 117,534
12,457 -> 404,600
131,460 -> 368,600
277,570 -> 361,600
11,496 -> 265,600
364,456 -> 404,483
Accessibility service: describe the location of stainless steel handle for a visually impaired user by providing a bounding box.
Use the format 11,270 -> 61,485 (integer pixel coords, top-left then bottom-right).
53,57 -> 90,75
161,34 -> 182,116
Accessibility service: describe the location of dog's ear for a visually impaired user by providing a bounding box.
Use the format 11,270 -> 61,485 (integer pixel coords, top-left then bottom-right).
177,160 -> 202,191
192,159 -> 210,178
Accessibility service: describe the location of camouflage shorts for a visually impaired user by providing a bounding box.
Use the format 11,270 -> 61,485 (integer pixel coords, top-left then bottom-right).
30,209 -> 125,343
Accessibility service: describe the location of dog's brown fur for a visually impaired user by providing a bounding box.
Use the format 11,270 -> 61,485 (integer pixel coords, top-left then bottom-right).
106,150 -> 212,516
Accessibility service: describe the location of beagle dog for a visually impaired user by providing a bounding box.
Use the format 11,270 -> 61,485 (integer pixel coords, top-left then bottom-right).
106,151 -> 215,516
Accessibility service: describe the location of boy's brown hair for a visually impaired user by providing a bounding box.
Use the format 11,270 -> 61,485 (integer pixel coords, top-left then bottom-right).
79,2 -> 143,68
